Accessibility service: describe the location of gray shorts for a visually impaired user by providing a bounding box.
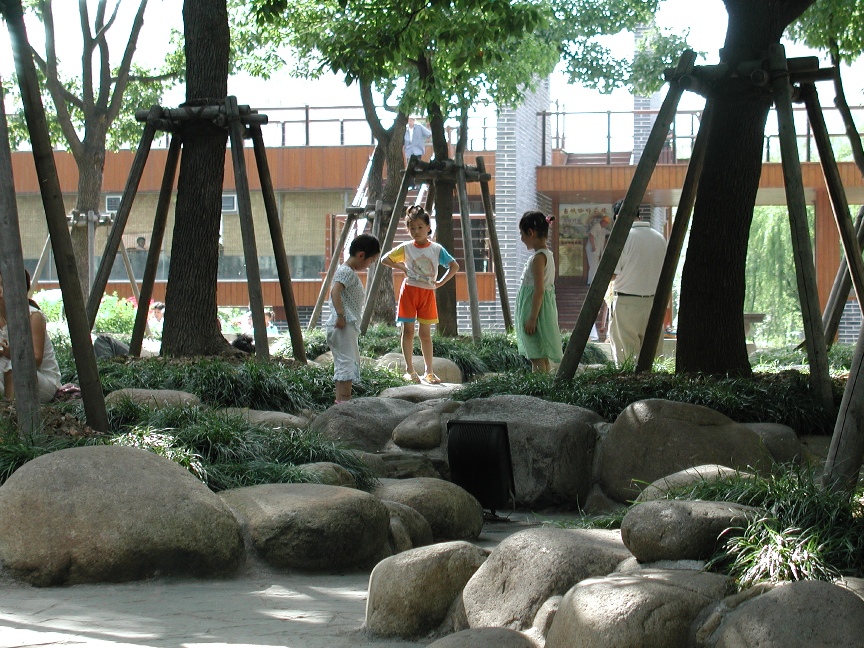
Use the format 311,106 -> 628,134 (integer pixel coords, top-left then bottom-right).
326,322 -> 361,383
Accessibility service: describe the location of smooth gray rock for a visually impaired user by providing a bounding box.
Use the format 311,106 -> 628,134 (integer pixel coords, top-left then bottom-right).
597,400 -> 775,502
296,461 -> 357,487
219,407 -> 310,429
372,478 -> 483,541
546,569 -> 732,648
105,387 -> 200,407
636,465 -> 751,502
392,401 -> 461,449
376,353 -> 463,384
692,580 -> 864,647
365,541 -> 488,639
379,451 -> 444,479
742,422 -> 804,465
309,397 -> 420,452
450,395 -> 603,509
380,383 -> 463,402
0,446 -> 243,586
219,483 -> 389,571
427,627 -> 538,648
621,499 -> 760,563
382,500 -> 433,553
462,527 -> 632,630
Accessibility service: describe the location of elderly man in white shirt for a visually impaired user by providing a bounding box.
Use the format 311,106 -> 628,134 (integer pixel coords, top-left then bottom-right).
609,199 -> 667,366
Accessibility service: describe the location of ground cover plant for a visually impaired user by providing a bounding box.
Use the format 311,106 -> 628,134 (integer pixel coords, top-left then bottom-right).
454,364 -> 843,434
554,466 -> 864,589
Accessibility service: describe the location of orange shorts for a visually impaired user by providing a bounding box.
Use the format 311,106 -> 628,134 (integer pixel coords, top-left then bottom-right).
397,283 -> 438,324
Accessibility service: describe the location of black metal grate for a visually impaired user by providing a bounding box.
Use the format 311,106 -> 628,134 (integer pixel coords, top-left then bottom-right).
447,420 -> 515,512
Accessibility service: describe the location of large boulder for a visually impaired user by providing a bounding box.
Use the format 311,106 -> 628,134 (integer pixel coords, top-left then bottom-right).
219,483 -> 389,571
0,446 -> 243,586
449,395 -> 603,509
427,628 -> 538,648
372,478 -> 483,541
462,527 -> 632,630
365,541 -> 488,638
380,383 -> 463,402
597,400 -> 775,502
309,397 -> 420,452
621,499 -> 760,563
692,580 -> 864,647
295,461 -> 357,487
546,569 -> 732,648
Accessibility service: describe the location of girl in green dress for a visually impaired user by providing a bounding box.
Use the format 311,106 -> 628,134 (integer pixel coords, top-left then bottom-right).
515,211 -> 562,372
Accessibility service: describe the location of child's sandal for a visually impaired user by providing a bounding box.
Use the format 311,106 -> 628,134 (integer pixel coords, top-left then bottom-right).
423,372 -> 442,384
403,371 -> 422,384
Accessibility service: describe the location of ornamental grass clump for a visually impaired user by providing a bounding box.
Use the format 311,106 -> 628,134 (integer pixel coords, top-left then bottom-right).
669,466 -> 864,589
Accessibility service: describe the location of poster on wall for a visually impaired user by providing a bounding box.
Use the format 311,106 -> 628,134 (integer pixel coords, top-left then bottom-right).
557,203 -> 613,279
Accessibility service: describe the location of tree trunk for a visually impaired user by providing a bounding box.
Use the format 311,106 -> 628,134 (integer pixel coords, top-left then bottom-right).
676,0 -> 816,376
161,0 -> 230,356
71,142 -> 105,302
428,102 -> 457,336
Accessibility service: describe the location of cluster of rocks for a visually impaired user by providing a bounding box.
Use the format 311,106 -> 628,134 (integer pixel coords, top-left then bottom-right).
0,380 -> 861,646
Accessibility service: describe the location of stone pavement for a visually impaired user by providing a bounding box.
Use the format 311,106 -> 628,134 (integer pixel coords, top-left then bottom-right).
0,512 -> 560,648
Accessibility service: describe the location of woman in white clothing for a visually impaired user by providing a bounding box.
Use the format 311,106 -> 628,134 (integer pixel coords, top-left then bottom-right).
0,271 -> 61,403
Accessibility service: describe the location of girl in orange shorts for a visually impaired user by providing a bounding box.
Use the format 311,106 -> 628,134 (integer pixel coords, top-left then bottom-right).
381,206 -> 459,383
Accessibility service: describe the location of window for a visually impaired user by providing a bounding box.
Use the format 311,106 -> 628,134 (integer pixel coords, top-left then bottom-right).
221,193 -> 237,213
105,195 -> 122,212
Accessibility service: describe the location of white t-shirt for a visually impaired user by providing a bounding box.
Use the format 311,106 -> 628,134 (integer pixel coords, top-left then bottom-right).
613,221 -> 666,296
325,264 -> 365,327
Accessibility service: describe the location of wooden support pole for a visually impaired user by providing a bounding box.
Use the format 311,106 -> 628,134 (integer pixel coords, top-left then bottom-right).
360,159 -> 415,335
87,105 -> 162,327
0,82 -> 40,437
822,206 -> 864,347
3,0 -> 107,431
769,44 -> 834,413
226,96 -> 269,360
477,156 -> 512,332
250,124 -> 307,363
637,104 -> 714,372
801,84 -> 864,325
456,153 -> 481,343
28,235 -> 51,296
556,50 -> 696,383
135,105 -> 266,124
129,135 -> 180,357
823,320 -> 864,494
309,212 -> 357,331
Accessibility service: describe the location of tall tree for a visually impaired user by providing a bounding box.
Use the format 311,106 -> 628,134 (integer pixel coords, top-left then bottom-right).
675,0 -> 817,376
160,0 -> 231,356
253,0 -> 561,334
8,0 -> 180,299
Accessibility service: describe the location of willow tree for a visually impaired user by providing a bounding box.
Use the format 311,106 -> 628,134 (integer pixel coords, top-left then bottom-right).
676,0 -> 818,376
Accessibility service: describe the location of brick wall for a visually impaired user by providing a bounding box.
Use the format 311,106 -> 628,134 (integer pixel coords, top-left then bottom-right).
838,300 -> 862,345
479,78 -> 551,333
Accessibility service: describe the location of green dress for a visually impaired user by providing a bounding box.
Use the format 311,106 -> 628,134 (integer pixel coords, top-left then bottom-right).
515,248 -> 563,362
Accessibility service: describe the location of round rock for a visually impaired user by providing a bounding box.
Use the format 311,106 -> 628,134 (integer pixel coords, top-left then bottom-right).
0,446 -> 243,586
372,477 -> 483,541
219,483 -> 389,571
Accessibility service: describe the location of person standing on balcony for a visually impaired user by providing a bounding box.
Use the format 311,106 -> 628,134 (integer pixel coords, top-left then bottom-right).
608,199 -> 666,366
404,116 -> 431,161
